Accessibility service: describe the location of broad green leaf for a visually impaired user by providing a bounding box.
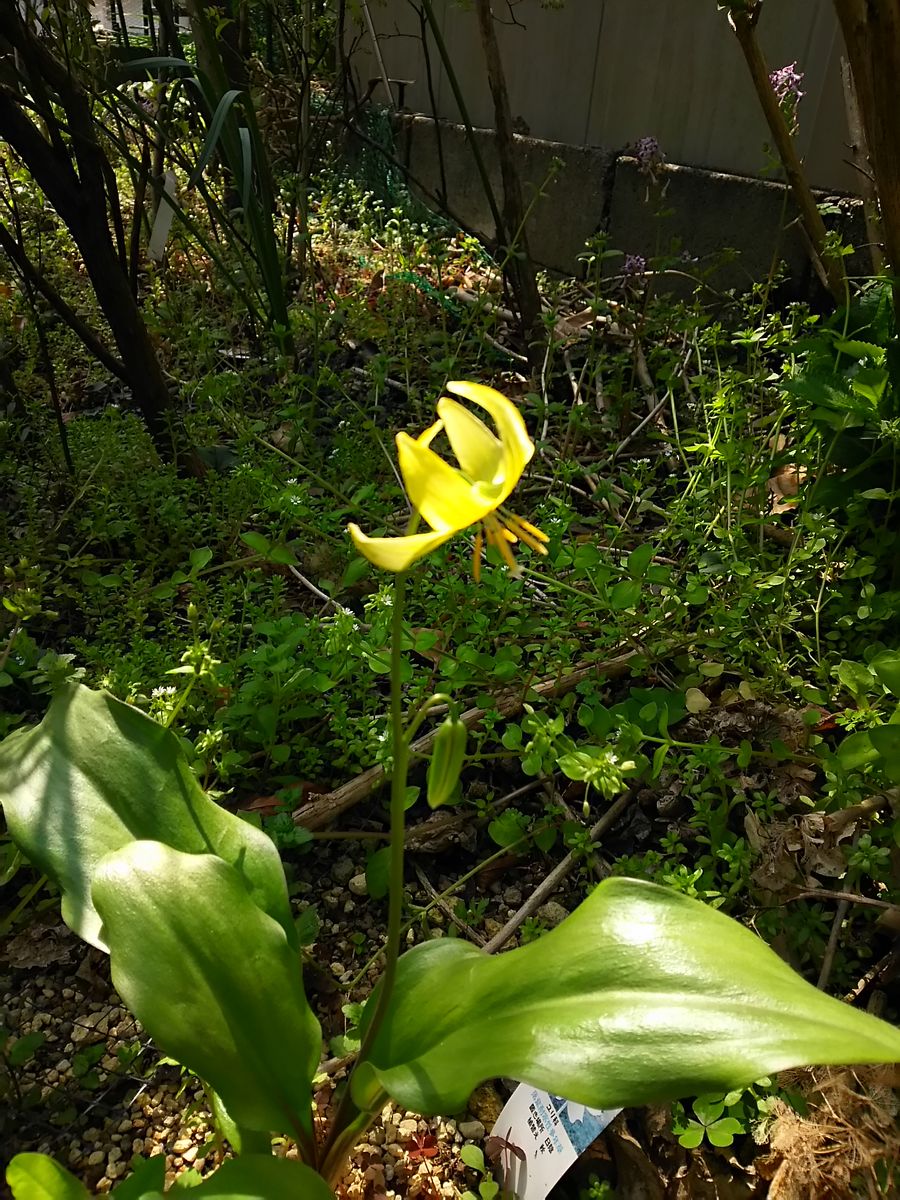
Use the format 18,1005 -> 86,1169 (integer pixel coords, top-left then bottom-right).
869,725 -> 900,782
460,1145 -> 485,1172
836,728 -> 879,771
488,809 -> 529,848
92,842 -> 321,1135
833,338 -> 885,363
6,1155 -> 90,1200
116,55 -> 196,77
0,685 -> 294,950
342,557 -> 370,589
691,1095 -> 724,1123
836,659 -> 874,700
240,531 -> 271,556
352,877 -> 900,1115
267,544 -> 298,567
676,1123 -> 704,1149
626,544 -> 655,578
140,1156 -> 334,1200
8,1031 -> 44,1067
609,579 -> 641,611
685,688 -> 710,713
706,1117 -> 743,1147
294,906 -> 321,947
871,651 -> 900,698
189,547 -> 214,572
366,846 -> 391,900
188,88 -> 246,187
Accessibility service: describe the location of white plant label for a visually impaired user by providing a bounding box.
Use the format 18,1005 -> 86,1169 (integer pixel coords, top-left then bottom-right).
147,171 -> 177,262
490,1085 -> 620,1200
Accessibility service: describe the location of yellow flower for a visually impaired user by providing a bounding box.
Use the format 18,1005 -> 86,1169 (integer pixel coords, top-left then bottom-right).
348,381 -> 548,576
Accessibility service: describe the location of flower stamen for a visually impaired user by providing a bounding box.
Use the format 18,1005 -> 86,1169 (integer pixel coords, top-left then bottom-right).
500,510 -> 550,555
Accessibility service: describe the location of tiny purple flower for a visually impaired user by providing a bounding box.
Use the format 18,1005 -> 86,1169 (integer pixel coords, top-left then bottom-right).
769,62 -> 804,132
623,254 -> 647,278
769,61 -> 804,106
632,136 -> 665,175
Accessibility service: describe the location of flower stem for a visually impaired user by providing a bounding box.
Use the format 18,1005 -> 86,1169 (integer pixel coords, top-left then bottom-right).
355,566 -> 409,1061
321,565 -> 412,1182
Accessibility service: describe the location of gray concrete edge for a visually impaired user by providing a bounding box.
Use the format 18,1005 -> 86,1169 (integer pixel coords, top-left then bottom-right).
388,113 -> 869,293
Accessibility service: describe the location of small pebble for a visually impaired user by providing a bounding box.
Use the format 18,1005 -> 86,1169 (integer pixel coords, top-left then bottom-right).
537,901 -> 569,928
331,857 -> 355,886
458,1119 -> 486,1141
172,1138 -> 193,1154
348,874 -> 368,897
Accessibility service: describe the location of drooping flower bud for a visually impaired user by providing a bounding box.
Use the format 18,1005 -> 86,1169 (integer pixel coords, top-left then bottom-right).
426,714 -> 467,809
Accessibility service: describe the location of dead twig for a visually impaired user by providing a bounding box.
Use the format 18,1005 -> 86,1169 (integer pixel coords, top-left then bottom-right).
843,942 -> 900,1004
789,888 -> 898,913
482,788 -> 635,955
414,865 -> 486,945
818,897 -> 852,991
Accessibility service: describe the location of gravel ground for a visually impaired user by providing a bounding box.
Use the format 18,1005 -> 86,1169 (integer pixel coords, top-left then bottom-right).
0,839 -> 536,1199
7,813 -> 892,1198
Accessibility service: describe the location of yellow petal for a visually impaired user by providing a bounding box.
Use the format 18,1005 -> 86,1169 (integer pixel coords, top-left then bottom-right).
397,433 -> 499,532
436,397 -> 503,484
348,523 -> 454,572
445,382 -> 534,506
416,418 -> 444,449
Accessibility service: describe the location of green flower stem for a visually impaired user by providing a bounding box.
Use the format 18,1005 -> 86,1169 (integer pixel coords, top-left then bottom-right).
403,691 -> 454,744
322,536 -> 420,1182
320,1106 -> 385,1189
355,565 -> 410,1064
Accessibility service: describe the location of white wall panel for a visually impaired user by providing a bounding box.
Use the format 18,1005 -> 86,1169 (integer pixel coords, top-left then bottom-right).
351,0 -> 854,191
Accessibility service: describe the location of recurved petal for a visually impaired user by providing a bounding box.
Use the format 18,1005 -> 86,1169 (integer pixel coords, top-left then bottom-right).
397,433 -> 499,531
436,398 -> 503,484
445,382 -> 534,504
416,418 -> 444,449
348,524 -> 455,572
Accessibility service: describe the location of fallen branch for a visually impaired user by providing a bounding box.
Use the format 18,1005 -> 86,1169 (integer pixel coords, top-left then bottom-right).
292,648 -> 641,830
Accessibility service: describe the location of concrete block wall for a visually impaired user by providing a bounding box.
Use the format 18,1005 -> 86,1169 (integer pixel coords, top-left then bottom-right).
391,114 -> 868,293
